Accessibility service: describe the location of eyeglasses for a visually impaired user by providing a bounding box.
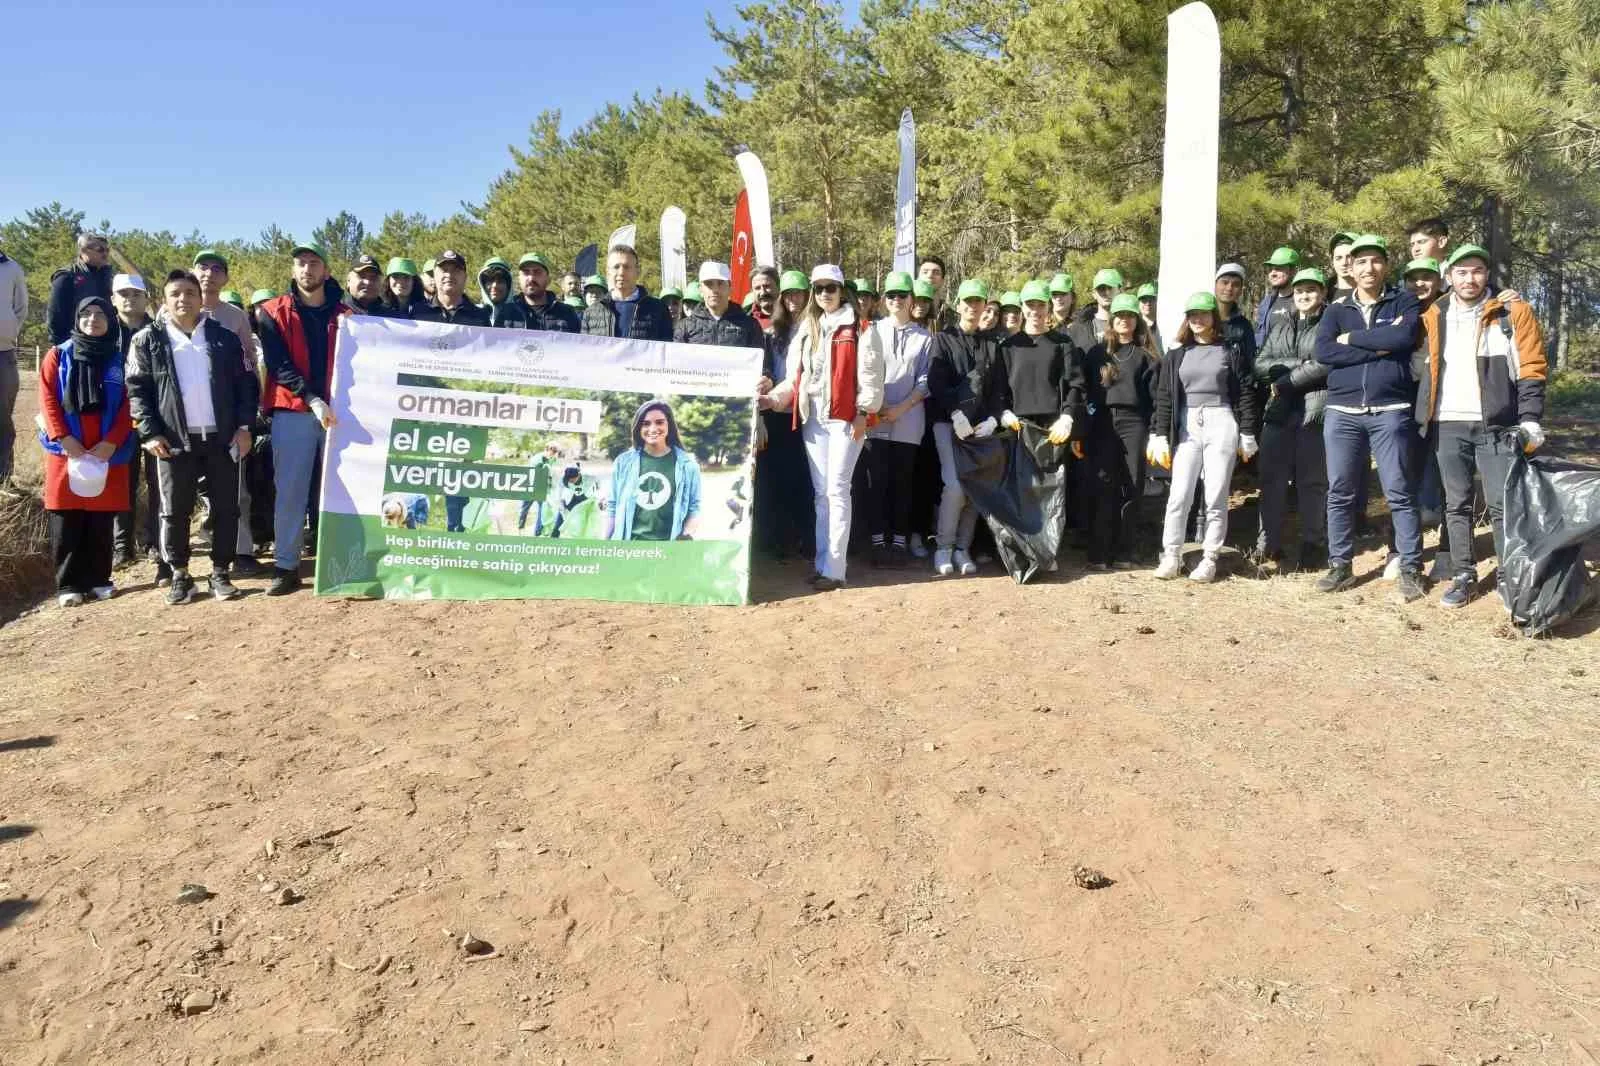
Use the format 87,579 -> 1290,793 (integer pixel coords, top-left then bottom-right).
812,284 -> 841,295
884,291 -> 910,300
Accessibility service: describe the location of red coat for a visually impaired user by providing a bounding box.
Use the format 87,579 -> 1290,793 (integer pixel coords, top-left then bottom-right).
38,346 -> 133,512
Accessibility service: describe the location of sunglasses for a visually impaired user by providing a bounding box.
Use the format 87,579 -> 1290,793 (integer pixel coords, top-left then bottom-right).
812,284 -> 841,295
884,291 -> 910,300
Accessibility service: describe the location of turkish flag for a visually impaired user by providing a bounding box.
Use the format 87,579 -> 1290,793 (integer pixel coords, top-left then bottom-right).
730,189 -> 753,304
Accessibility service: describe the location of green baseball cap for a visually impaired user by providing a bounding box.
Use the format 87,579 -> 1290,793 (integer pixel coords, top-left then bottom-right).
1000,290 -> 1022,309
1136,282 -> 1157,299
779,269 -> 809,294
386,257 -> 420,278
1266,246 -> 1300,268
1019,279 -> 1052,304
582,274 -> 605,290
291,240 -> 328,263
882,270 -> 914,295
219,289 -> 243,307
1092,268 -> 1124,290
912,279 -> 937,300
1349,233 -> 1389,258
193,247 -> 229,270
1048,272 -> 1074,295
956,279 -> 989,302
1291,267 -> 1328,288
249,288 -> 277,306
1329,230 -> 1358,252
1403,257 -> 1441,278
660,286 -> 683,300
421,258 -> 437,275
1445,243 -> 1490,270
479,257 -> 513,278
683,281 -> 703,303
1109,293 -> 1141,316
517,252 -> 551,270
1184,291 -> 1219,313
853,277 -> 877,296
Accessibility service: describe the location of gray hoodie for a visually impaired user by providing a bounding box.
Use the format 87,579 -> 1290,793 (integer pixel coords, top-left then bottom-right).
0,254 -> 26,351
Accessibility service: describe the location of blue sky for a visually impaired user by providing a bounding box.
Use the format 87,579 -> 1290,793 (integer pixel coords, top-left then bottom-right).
0,0 -> 746,244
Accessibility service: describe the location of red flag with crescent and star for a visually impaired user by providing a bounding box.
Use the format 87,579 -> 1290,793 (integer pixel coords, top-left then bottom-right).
730,189 -> 754,304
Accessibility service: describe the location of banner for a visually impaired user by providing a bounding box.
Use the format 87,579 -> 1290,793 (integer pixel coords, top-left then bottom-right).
730,189 -> 754,304
607,224 -> 637,255
893,108 -> 917,275
731,151 -> 774,304
573,243 -> 598,279
1155,2 -> 1220,351
660,206 -> 687,291
314,317 -> 764,605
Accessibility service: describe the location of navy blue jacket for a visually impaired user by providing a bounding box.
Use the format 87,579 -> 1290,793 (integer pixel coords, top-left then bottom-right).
1314,287 -> 1421,410
1254,290 -> 1293,348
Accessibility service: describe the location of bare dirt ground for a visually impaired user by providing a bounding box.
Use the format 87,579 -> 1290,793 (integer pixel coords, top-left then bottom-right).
2,389 -> 1599,1066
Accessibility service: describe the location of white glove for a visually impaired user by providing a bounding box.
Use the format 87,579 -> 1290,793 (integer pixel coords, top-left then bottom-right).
1146,435 -> 1171,470
951,411 -> 974,440
1047,413 -> 1074,445
1519,421 -> 1545,454
999,410 -> 1021,430
971,417 -> 997,440
308,397 -> 336,429
1238,434 -> 1259,462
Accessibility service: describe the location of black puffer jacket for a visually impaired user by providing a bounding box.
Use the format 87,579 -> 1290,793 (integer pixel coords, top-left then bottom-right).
47,262 -> 115,345
673,303 -> 765,349
1152,340 -> 1261,444
517,293 -> 581,334
126,317 -> 258,450
413,299 -> 491,326
1255,312 -> 1329,426
581,288 -> 674,341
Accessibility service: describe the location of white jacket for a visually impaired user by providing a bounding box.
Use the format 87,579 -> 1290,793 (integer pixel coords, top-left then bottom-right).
771,308 -> 885,424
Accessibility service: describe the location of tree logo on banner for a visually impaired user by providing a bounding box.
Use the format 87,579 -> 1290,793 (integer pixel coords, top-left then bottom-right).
637,471 -> 673,510
515,338 -> 547,368
429,335 -> 457,353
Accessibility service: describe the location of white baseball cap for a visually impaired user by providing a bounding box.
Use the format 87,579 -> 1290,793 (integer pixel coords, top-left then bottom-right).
698,261 -> 732,283
1214,262 -> 1246,281
809,264 -> 845,286
112,273 -> 146,293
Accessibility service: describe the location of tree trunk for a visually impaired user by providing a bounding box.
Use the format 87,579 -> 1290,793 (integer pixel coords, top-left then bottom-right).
1547,256 -> 1564,368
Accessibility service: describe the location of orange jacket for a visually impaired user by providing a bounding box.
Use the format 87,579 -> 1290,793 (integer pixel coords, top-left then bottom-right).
1413,293 -> 1546,432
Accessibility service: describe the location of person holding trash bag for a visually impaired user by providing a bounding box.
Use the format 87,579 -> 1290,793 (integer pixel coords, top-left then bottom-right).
764,265 -> 884,591
37,297 -> 135,607
1252,268 -> 1331,571
1083,293 -> 1158,567
930,278 -> 999,577
1147,292 -> 1261,584
1413,244 -> 1548,609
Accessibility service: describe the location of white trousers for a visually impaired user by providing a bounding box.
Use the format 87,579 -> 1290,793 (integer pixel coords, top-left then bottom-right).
802,417 -> 864,580
1160,406 -> 1238,558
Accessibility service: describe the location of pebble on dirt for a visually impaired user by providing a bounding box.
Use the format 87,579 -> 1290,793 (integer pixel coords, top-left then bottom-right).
1072,865 -> 1113,890
176,883 -> 212,905
180,990 -> 216,1016
274,886 -> 302,906
460,933 -> 494,956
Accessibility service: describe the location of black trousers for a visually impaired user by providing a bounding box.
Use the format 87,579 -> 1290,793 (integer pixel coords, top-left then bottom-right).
157,433 -> 239,571
50,510 -> 115,593
1082,425 -> 1134,563
1433,420 -> 1516,576
864,438 -> 919,540
752,413 -> 812,556
1111,408 -> 1149,547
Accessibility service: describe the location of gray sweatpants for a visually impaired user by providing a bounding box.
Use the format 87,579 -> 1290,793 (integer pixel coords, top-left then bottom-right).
932,421 -> 978,551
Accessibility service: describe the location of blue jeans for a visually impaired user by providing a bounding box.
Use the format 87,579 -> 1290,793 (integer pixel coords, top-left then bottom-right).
517,498 -> 548,534
1324,408 -> 1423,570
444,496 -> 468,532
271,410 -> 324,570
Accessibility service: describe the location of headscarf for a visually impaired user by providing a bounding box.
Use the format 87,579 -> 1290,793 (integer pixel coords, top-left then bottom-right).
64,296 -> 119,414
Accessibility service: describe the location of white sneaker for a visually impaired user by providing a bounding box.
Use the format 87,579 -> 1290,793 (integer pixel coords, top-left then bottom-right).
58,592 -> 85,607
909,533 -> 930,559
1382,553 -> 1402,581
1188,556 -> 1218,583
933,548 -> 954,576
1153,553 -> 1183,580
91,585 -> 115,601
953,549 -> 978,576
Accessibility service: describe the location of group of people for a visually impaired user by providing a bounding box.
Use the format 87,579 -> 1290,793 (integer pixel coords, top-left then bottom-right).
14,213 -> 1550,612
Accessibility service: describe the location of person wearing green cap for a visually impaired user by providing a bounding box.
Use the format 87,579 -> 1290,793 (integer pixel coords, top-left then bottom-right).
859,270 -> 932,568
220,290 -> 243,309
1414,243 -> 1548,609
1065,268 -> 1124,352
420,259 -> 437,303
752,268 -> 815,560
1047,273 -> 1075,331
512,254 -> 579,333
1080,292 -> 1159,569
999,291 -> 1022,334
681,280 -> 702,308
250,288 -> 276,308
476,258 -> 523,328
1252,267 -> 1332,571
1147,292 -> 1261,583
928,277 -> 1000,576
979,294 -> 1002,333
660,286 -> 684,324
907,278 -> 936,330
581,274 -> 607,308
379,258 -> 423,318
1313,232 -> 1428,601
256,239 -> 349,594
853,278 -> 878,324
1254,247 -> 1301,346
1135,283 -> 1163,353
1403,257 -> 1443,311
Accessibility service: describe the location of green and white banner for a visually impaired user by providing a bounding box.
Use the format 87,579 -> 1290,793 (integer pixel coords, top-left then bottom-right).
314,316 -> 763,604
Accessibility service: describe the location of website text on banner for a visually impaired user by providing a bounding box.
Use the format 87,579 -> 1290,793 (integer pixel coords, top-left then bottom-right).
315,317 -> 764,605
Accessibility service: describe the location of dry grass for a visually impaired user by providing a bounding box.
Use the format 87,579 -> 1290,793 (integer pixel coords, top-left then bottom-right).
1,387 -> 49,619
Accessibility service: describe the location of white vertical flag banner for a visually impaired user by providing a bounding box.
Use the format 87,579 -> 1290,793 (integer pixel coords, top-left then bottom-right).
1156,2 -> 1220,351
893,108 -> 917,275
660,206 -> 687,290
607,224 -> 637,254
734,152 -> 774,267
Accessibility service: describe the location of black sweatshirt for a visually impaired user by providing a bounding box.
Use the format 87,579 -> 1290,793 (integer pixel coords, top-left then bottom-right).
928,326 -> 999,423
985,330 -> 1081,422
1090,341 -> 1159,416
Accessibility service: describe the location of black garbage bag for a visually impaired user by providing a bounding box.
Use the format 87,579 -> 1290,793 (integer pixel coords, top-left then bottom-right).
956,423 -> 1069,584
1501,452 -> 1600,637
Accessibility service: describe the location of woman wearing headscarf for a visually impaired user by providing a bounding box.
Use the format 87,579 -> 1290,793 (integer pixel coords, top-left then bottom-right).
765,265 -> 885,590
1147,292 -> 1261,583
36,297 -> 136,606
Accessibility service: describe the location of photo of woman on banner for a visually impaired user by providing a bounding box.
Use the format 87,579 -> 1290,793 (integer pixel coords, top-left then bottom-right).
605,399 -> 702,541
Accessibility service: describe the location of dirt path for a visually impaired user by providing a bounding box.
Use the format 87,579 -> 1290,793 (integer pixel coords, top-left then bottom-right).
2,522 -> 1598,1065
